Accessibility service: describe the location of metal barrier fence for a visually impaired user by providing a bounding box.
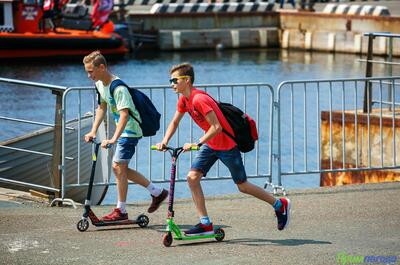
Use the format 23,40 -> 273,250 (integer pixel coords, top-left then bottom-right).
0,77 -> 67,195
275,76 -> 400,190
360,32 -> 400,112
60,83 -> 274,201
3,76 -> 400,205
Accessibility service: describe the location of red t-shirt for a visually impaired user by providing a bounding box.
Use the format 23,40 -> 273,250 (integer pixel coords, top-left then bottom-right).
177,88 -> 236,151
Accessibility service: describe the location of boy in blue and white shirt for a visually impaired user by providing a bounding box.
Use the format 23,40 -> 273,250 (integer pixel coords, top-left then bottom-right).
83,50 -> 168,221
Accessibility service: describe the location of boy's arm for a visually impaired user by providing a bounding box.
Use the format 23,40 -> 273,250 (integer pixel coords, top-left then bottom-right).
183,110 -> 222,151
157,111 -> 185,149
84,102 -> 107,142
200,110 -> 223,143
102,108 -> 129,147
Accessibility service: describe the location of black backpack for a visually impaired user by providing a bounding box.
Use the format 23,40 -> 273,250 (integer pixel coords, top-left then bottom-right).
217,102 -> 258,153
193,90 -> 258,153
107,79 -> 161,137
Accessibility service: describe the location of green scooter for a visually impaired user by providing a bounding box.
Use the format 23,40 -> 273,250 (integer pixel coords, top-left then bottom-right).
151,145 -> 225,247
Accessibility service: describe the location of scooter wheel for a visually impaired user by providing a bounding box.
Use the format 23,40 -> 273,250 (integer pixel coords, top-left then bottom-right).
137,214 -> 149,228
77,219 -> 89,232
163,232 -> 173,247
215,228 -> 225,242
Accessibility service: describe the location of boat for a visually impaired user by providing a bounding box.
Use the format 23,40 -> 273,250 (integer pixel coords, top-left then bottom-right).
0,0 -> 128,59
0,115 -> 110,205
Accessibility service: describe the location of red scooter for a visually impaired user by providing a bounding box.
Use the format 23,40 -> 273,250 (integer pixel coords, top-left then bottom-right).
76,139 -> 149,232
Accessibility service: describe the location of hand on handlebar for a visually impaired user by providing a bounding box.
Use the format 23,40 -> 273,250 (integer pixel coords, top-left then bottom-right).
101,139 -> 114,149
151,143 -> 199,152
183,143 -> 199,152
84,132 -> 96,143
154,143 -> 167,151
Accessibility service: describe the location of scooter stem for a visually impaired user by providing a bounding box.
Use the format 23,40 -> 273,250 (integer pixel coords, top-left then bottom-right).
167,156 -> 177,217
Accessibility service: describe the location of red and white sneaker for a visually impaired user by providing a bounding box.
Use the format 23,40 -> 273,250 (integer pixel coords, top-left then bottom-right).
101,208 -> 128,222
275,198 -> 291,231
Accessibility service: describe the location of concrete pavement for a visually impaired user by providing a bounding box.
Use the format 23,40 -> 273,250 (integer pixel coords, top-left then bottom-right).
0,182 -> 399,265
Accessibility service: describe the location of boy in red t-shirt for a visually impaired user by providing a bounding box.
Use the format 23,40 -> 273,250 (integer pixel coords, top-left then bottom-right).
156,63 -> 291,236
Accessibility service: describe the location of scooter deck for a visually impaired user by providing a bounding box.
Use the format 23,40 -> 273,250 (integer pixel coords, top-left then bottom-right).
93,219 -> 140,227
174,234 -> 218,241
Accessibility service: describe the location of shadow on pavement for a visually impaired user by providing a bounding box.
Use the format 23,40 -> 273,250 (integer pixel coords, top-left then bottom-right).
150,224 -> 231,232
225,238 -> 332,246
81,226 -> 147,233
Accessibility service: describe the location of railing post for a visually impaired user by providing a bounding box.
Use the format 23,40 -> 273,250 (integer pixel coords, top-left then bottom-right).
388,37 -> 393,111
51,90 -> 64,201
363,34 -> 374,113
274,99 -> 282,187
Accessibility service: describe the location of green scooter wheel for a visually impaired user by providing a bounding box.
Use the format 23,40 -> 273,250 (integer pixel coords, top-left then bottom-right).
215,228 -> 225,242
163,232 -> 173,247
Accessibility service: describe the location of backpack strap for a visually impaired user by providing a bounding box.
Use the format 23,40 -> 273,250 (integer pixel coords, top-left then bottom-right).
191,90 -> 237,142
95,85 -> 101,105
109,79 -> 142,125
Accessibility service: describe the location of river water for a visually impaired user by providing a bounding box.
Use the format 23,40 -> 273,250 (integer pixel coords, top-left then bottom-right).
0,49 -> 397,205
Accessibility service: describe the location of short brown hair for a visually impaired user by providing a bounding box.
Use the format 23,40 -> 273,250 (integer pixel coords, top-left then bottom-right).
170,63 -> 195,84
83,50 -> 107,67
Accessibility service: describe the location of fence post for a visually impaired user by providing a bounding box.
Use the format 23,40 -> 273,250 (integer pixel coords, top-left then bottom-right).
388,37 -> 393,111
274,99 -> 283,187
363,34 -> 374,113
51,90 -> 64,201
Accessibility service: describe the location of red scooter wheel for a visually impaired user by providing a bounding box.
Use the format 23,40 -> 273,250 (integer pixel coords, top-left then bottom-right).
163,232 -> 173,247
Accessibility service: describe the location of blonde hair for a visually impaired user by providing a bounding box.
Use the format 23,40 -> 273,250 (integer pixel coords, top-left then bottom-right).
83,50 -> 107,67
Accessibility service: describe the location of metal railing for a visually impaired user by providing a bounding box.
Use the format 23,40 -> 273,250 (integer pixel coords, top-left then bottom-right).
3,76 -> 400,205
275,76 -> 400,188
0,77 -> 67,195
360,32 -> 400,113
60,83 -> 274,197
58,86 -> 112,206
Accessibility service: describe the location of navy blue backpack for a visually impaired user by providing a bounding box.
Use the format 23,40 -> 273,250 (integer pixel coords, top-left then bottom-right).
108,79 -> 161,137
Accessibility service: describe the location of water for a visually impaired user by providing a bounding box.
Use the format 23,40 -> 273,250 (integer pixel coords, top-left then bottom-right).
0,49 -> 397,205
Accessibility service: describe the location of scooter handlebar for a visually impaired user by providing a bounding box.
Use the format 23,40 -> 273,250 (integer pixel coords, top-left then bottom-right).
151,145 -> 200,151
89,138 -> 112,149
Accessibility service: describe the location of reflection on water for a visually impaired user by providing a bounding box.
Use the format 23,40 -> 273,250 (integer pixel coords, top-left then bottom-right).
0,49 -> 397,203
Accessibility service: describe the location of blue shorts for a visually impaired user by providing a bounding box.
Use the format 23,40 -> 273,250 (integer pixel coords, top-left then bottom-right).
191,144 -> 247,184
112,137 -> 140,164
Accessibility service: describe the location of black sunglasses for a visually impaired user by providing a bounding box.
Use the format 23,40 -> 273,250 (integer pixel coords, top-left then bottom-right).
169,75 -> 190,84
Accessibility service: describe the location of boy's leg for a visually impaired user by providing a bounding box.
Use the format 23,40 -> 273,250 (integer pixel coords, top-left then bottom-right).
237,181 -> 276,205
185,170 -> 214,236
114,137 -> 168,213
126,168 -> 168,213
219,147 -> 291,230
101,138 -> 134,221
187,170 -> 208,218
114,162 -> 129,203
126,168 -> 150,187
185,145 -> 217,236
101,161 -> 129,221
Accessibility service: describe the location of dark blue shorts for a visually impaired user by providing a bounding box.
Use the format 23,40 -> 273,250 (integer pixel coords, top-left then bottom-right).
112,137 -> 140,164
191,144 -> 247,184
